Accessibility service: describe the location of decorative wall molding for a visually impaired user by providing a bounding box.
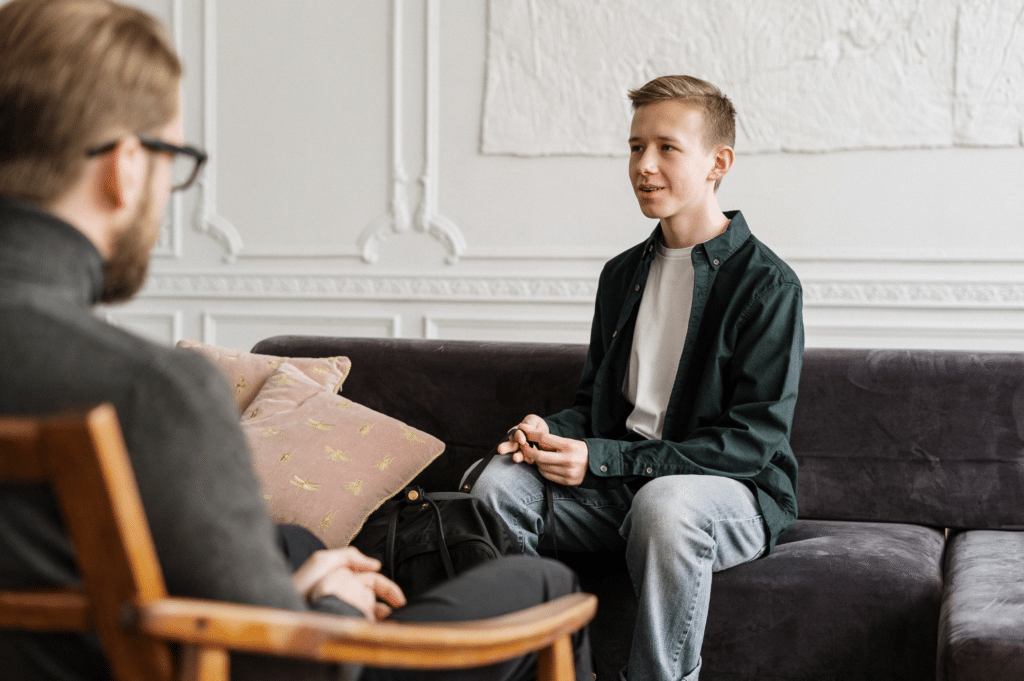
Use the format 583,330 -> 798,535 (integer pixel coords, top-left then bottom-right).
802,281 -> 1024,309
151,0 -> 184,259
413,0 -> 466,264
143,273 -> 599,302
455,248 -> 1024,266
359,0 -> 466,265
358,0 -> 413,264
141,272 -> 1024,311
197,0 -> 245,263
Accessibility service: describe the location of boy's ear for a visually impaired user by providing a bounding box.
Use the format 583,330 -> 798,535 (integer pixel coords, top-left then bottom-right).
708,145 -> 735,182
100,137 -> 146,210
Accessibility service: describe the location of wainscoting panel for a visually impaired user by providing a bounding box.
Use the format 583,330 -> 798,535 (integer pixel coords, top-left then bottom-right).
103,310 -> 183,347
424,314 -> 593,343
200,312 -> 401,352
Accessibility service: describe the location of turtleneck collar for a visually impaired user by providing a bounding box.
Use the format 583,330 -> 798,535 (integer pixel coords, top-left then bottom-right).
0,196 -> 106,307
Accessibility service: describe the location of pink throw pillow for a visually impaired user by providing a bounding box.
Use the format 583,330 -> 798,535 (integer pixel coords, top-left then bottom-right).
175,339 -> 351,413
241,362 -> 444,548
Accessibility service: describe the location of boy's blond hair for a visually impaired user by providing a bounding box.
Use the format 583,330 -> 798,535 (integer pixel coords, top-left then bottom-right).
0,0 -> 181,203
629,75 -> 736,190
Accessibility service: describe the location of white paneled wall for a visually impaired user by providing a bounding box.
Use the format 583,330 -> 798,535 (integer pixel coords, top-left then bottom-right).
98,0 -> 1024,353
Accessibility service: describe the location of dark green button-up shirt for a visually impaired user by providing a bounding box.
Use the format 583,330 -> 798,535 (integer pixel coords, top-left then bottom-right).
545,211 -> 803,551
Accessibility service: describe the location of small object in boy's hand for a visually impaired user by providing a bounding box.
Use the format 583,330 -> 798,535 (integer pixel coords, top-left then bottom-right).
512,428 -> 538,448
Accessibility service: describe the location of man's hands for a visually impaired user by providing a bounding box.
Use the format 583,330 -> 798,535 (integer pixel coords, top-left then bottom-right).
498,415 -> 589,486
293,547 -> 406,621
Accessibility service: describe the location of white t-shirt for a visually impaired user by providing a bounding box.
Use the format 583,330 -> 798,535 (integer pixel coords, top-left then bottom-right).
623,240 -> 696,440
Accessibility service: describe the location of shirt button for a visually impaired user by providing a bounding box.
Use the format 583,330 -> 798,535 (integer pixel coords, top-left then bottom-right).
635,285 -> 640,292
612,330 -> 617,337
713,258 -> 720,266
646,467 -> 653,474
600,465 -> 608,473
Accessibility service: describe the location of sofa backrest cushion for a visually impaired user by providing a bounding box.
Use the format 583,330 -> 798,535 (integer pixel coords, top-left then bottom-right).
252,338 -> 1024,530
792,349 -> 1024,530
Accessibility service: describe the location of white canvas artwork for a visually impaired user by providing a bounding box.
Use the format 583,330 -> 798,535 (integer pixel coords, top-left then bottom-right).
482,0 -> 1024,155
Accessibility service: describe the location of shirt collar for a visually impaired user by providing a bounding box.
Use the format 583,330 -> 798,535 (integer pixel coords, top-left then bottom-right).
642,210 -> 752,266
0,196 -> 106,307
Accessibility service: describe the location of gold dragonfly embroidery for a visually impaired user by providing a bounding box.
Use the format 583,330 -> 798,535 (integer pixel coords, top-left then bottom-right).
279,451 -> 294,463
312,365 -> 330,375
400,425 -> 425,443
346,480 -> 364,496
320,510 -> 337,529
265,360 -> 283,369
335,400 -> 351,409
259,428 -> 282,437
262,493 -> 272,501
234,375 -> 249,396
358,423 -> 374,436
290,476 -> 321,492
248,407 -> 261,419
274,374 -> 298,386
325,446 -> 351,462
306,420 -> 334,431
377,457 -> 394,471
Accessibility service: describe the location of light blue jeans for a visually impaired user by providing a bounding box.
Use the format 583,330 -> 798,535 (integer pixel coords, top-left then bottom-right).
471,455 -> 767,681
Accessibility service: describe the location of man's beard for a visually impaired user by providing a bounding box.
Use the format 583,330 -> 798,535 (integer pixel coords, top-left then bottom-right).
100,186 -> 158,304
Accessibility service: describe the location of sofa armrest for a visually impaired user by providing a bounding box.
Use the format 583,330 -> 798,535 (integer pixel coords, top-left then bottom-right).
938,530 -> 1024,681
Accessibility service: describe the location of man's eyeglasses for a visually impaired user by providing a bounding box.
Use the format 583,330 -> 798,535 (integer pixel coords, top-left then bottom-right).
86,136 -> 208,192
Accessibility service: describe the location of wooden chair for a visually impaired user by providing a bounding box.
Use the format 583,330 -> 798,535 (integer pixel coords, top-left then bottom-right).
0,403 -> 596,680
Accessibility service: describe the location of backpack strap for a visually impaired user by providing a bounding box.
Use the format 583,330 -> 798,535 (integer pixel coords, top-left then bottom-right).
385,487 -> 456,582
544,478 -> 559,560
458,445 -> 499,493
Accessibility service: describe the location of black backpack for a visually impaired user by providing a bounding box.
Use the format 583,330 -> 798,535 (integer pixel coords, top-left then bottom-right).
351,485 -> 520,599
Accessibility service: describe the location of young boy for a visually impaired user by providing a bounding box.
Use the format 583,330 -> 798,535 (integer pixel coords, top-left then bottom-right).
471,75 -> 804,681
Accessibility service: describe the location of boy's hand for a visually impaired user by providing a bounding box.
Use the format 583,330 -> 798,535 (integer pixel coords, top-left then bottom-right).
293,547 -> 407,621
529,433 -> 589,486
497,414 -> 550,463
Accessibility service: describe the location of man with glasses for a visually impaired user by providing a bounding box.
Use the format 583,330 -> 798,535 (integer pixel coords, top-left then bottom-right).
0,2 -> 589,680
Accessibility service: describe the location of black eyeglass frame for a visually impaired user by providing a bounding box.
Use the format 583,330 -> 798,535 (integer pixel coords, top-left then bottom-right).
86,135 -> 208,191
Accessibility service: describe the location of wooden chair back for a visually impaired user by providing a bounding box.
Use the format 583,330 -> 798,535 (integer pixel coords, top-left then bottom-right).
0,403 -> 175,679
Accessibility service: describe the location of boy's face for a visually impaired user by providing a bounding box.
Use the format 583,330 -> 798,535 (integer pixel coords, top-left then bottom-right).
628,100 -> 722,230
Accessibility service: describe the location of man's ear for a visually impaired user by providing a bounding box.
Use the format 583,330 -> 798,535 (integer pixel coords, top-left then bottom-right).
708,145 -> 735,182
100,137 -> 146,210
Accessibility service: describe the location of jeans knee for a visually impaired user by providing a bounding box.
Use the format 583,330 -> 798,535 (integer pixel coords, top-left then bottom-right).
469,456 -> 510,504
470,456 -> 540,506
628,477 -> 712,545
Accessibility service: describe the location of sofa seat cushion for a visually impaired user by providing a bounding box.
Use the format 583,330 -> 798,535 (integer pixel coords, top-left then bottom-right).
567,519 -> 945,681
939,530 -> 1024,681
700,519 -> 945,681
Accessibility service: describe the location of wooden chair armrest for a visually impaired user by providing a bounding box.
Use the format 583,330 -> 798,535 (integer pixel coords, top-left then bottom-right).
139,592 -> 596,670
0,588 -> 91,632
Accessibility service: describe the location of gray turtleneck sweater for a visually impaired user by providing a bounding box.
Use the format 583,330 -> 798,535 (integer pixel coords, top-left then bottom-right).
0,198 -> 356,680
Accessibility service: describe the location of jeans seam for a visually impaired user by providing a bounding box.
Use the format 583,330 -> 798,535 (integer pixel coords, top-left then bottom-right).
670,530 -> 716,672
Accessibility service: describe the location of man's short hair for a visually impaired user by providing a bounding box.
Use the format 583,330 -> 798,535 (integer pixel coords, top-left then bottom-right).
0,0 -> 181,203
628,75 -> 736,152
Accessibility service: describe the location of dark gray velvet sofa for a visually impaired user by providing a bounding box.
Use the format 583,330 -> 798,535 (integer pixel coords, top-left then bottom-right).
252,336 -> 1024,681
